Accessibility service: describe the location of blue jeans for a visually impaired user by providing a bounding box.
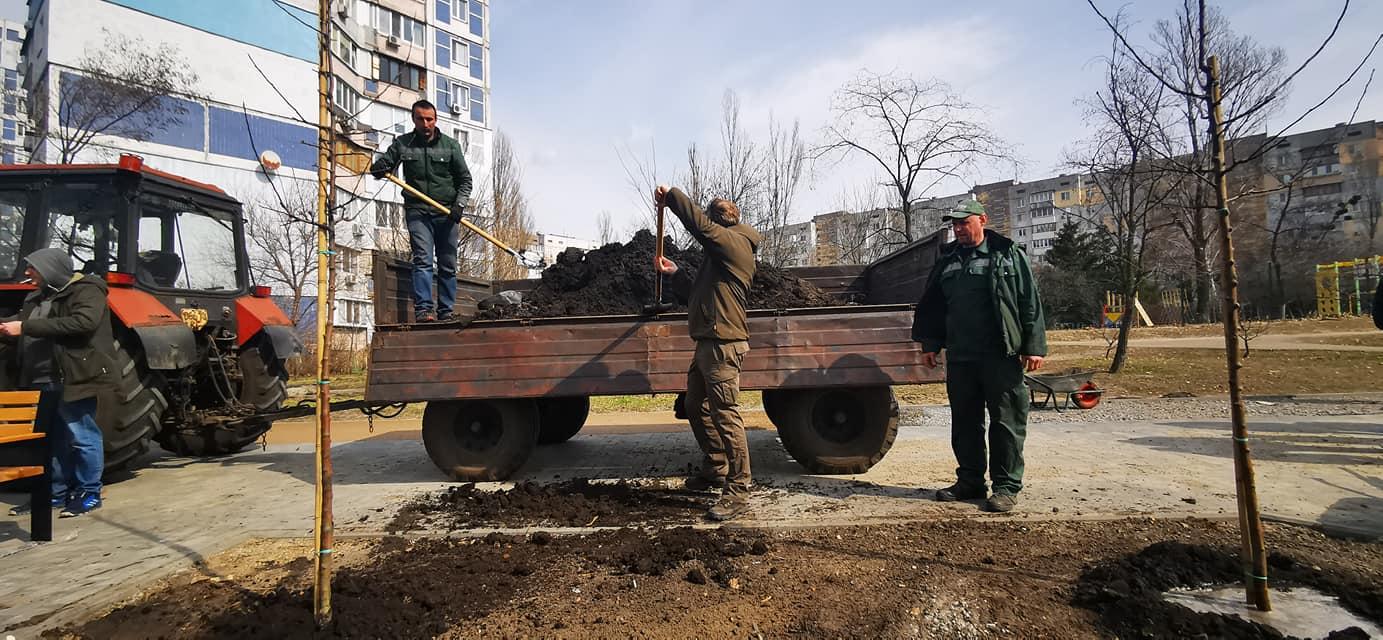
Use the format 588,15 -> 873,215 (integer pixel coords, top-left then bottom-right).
406,207 -> 459,316
51,396 -> 103,498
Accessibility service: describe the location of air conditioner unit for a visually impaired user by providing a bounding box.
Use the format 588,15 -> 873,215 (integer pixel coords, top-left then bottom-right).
449,102 -> 463,115
386,34 -> 401,47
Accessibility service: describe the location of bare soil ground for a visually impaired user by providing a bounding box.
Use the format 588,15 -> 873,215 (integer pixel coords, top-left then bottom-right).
45,510 -> 1382,640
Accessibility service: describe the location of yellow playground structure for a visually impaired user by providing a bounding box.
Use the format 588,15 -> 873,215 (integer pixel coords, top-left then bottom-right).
1316,256 -> 1382,317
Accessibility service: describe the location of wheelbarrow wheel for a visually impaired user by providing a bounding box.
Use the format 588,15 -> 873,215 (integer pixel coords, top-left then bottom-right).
1072,382 -> 1101,409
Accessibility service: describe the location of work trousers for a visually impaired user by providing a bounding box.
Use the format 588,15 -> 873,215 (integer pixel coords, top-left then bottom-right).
405,206 -> 460,317
684,340 -> 751,495
945,355 -> 1029,495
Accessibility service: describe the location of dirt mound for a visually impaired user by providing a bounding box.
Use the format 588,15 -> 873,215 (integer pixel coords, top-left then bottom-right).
586,526 -> 772,586
1075,541 -> 1383,639
387,479 -> 709,531
476,230 -> 836,320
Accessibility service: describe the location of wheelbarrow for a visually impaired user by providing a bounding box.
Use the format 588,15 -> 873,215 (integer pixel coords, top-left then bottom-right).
1025,369 -> 1103,411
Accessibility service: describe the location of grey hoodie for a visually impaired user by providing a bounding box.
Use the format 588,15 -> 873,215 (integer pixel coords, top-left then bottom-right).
24,247 -> 77,293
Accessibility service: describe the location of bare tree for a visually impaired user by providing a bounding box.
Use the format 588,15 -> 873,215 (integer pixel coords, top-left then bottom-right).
759,114 -> 808,267
243,183 -> 320,328
34,29 -> 201,163
595,210 -> 616,245
709,91 -> 765,227
488,130 -> 537,280
816,71 -> 1009,249
1066,27 -> 1183,374
1152,1 -> 1289,322
614,136 -> 663,238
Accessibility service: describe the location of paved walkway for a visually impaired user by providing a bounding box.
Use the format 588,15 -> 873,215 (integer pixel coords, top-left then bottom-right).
1,409 -> 1379,634
1051,330 -> 1383,352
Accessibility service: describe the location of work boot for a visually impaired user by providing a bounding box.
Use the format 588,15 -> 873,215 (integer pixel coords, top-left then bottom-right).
60,492 -> 102,518
935,483 -> 987,502
8,495 -> 64,516
437,311 -> 456,323
707,494 -> 751,522
684,475 -> 726,492
984,493 -> 1018,513
415,310 -> 437,323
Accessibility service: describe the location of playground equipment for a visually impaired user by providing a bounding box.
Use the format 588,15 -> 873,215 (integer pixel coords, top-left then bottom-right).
1315,256 -> 1382,318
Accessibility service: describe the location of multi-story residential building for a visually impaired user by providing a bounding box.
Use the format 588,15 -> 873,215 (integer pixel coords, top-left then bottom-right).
0,20 -> 26,164
21,0 -> 492,342
758,219 -> 814,267
972,179 -> 1016,236
1009,173 -> 1092,260
911,190 -> 973,238
526,232 -> 599,277
1257,121 -> 1382,253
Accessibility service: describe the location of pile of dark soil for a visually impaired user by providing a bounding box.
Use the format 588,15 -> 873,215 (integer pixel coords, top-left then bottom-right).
46,518 -> 1383,639
476,230 -> 836,320
1075,540 -> 1383,639
387,479 -> 707,531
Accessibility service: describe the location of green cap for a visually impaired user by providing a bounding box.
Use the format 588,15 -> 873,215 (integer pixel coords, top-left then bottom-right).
942,199 -> 986,220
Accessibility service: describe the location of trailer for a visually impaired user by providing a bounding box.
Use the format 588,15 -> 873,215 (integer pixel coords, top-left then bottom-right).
365,233 -> 947,481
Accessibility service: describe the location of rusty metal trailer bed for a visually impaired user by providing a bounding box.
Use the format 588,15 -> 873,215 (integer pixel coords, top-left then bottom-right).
364,232 -> 947,481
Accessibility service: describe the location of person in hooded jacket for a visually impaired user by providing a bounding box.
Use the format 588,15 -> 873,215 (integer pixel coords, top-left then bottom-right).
654,185 -> 762,522
1,248 -> 115,517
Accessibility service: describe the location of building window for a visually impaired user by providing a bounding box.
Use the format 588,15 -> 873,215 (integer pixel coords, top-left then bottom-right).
375,200 -> 403,228
333,29 -> 357,67
5,29 -> 18,43
378,55 -> 424,91
469,0 -> 484,37
451,39 -> 469,68
332,79 -> 362,114
3,69 -> 15,92
1301,183 -> 1343,199
1059,191 -> 1070,200
369,3 -> 425,46
453,127 -> 469,148
469,86 -> 485,123
452,83 -> 469,112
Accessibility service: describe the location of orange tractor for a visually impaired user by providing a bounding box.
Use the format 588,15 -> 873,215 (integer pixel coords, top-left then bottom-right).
0,155 -> 302,470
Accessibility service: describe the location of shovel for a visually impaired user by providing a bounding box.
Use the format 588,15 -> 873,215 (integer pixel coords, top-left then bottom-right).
383,173 -> 546,270
642,197 -> 675,315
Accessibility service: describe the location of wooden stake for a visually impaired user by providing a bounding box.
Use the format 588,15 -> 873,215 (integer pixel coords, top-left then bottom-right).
312,0 -> 335,627
1206,54 -> 1271,612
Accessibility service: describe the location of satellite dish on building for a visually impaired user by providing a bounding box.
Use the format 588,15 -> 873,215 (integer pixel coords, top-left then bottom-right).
259,150 -> 282,171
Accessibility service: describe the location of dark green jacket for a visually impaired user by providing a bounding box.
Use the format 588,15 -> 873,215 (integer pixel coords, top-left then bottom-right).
16,275 -> 117,403
911,230 -> 1047,358
370,130 -> 472,211
665,188 -> 762,342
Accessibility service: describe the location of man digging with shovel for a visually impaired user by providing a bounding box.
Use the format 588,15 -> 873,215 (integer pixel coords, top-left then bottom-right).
654,185 -> 762,522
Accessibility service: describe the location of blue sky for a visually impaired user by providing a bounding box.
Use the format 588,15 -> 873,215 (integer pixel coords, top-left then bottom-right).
490,0 -> 1383,239
4,0 -> 1379,240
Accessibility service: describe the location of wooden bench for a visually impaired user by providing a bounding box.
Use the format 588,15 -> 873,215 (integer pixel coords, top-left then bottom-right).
0,390 -> 55,542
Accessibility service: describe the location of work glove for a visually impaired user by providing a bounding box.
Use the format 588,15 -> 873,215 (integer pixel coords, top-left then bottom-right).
448,203 -> 465,222
370,168 -> 389,179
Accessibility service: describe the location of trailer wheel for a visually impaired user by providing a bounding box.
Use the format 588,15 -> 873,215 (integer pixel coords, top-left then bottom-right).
157,343 -> 287,456
1072,382 -> 1102,410
761,389 -> 791,429
98,336 -> 167,472
536,396 -> 590,444
776,386 -> 899,475
422,398 -> 540,481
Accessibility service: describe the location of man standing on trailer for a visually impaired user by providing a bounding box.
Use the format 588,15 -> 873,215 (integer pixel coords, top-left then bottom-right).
371,99 -> 473,323
912,199 -> 1047,513
655,185 -> 761,522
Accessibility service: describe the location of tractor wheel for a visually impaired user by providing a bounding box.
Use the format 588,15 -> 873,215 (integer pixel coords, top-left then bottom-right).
775,386 -> 899,475
535,396 -> 590,444
422,399 -> 539,481
1072,382 -> 1102,410
97,336 -> 167,472
157,343 -> 288,456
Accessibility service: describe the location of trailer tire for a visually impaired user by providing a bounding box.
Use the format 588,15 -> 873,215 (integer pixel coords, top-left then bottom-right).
536,396 -> 590,444
775,386 -> 898,475
761,389 -> 791,429
423,399 -> 539,481
157,344 -> 287,456
97,336 -> 167,472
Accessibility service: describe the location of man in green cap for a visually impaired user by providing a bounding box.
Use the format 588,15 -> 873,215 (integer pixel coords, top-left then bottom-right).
911,199 -> 1046,513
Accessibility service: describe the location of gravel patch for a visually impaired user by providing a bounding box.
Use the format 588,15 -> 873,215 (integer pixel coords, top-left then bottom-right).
901,393 -> 1383,427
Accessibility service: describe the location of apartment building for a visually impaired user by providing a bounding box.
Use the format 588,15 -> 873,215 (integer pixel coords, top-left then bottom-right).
21,0 -> 493,341
0,20 -> 25,164
1008,174 -> 1093,260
